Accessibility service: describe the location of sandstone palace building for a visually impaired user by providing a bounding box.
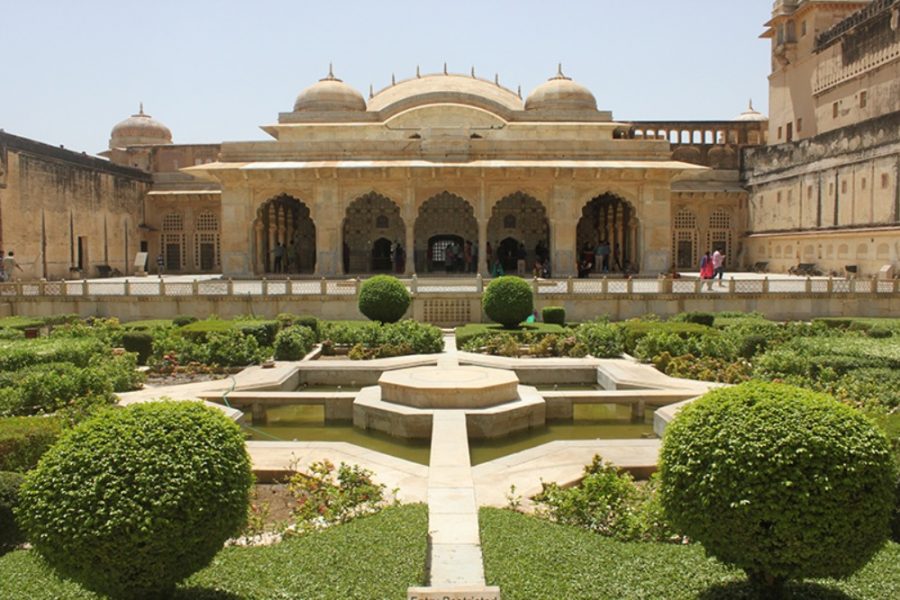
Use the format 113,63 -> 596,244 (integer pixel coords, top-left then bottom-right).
1,0 -> 898,281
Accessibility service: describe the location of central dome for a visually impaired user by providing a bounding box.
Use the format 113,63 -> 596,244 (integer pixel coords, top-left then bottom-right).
293,66 -> 366,112
367,72 -> 523,114
525,66 -> 597,112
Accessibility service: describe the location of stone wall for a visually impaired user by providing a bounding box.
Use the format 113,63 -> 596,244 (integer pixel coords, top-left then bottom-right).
0,132 -> 150,280
742,112 -> 900,275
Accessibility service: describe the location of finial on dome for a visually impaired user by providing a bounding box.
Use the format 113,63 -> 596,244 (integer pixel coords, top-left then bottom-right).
551,62 -> 571,81
494,73 -> 499,85
443,62 -> 448,75
517,85 -> 522,99
139,102 -> 144,116
391,73 -> 396,86
416,65 -> 420,78
369,84 -> 374,99
320,62 -> 340,82
471,66 -> 476,78
749,98 -> 754,110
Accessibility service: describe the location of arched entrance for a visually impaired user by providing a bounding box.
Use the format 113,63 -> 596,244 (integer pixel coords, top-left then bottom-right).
371,238 -> 393,272
254,195 -> 316,275
342,192 -> 405,275
487,192 -> 550,275
414,192 -> 477,274
576,193 -> 638,274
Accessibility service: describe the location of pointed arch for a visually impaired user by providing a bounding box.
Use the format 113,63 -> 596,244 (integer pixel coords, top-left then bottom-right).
342,192 -> 405,274
576,193 -> 639,274
414,191 -> 477,273
254,194 -> 316,275
487,192 -> 550,275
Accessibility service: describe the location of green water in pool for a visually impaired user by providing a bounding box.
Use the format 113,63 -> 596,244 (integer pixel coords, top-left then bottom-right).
244,403 -> 654,466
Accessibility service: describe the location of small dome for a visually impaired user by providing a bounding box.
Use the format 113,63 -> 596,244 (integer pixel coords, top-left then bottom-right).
525,65 -> 597,112
109,104 -> 172,150
735,99 -> 767,121
293,66 -> 366,112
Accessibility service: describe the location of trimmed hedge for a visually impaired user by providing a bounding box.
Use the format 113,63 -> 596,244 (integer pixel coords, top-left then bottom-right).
0,338 -> 107,372
236,320 -> 279,346
16,401 -> 254,599
0,471 -> 25,553
574,321 -> 623,358
660,382 -> 895,593
358,276 -> 411,323
672,311 -> 715,327
483,276 -> 533,328
274,325 -> 317,361
277,313 -> 319,337
455,323 -> 566,349
542,306 -> 566,325
0,416 -> 62,472
619,321 -> 713,354
122,331 -> 153,365
172,315 -> 197,327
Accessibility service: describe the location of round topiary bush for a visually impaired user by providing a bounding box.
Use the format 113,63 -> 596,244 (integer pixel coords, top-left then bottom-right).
358,275 -> 411,323
541,306 -> 566,326
483,276 -> 533,329
16,401 -> 253,599
0,471 -> 25,553
122,331 -> 154,365
659,382 -> 894,594
273,325 -> 317,360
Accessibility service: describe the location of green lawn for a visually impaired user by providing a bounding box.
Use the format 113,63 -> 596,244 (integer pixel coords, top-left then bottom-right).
0,504 -> 427,600
480,508 -> 900,600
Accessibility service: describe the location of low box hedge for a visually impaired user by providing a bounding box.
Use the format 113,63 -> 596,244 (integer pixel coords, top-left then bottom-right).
0,416 -> 62,472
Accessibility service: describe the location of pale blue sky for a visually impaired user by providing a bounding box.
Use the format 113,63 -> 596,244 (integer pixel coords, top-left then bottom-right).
0,0 -> 772,153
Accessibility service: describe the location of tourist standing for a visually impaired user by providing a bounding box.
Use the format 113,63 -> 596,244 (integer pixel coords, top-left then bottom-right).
712,249 -> 725,286
463,241 -> 473,274
0,249 -> 5,282
485,242 -> 493,273
700,251 -> 714,290
156,253 -> 165,277
516,243 -> 527,276
596,239 -> 611,273
273,242 -> 285,273
3,251 -> 23,281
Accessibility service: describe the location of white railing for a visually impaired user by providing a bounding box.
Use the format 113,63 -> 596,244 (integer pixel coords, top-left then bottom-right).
0,276 -> 898,300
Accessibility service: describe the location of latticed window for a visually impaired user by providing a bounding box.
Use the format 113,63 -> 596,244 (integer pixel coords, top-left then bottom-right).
196,211 -> 218,231
162,213 -> 184,232
375,215 -> 389,229
707,209 -> 733,266
672,208 -> 698,269
194,211 -> 220,270
503,214 -> 517,229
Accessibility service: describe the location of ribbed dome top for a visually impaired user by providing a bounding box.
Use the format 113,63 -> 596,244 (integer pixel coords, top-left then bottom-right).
293,66 -> 366,112
525,66 -> 597,112
367,72 -> 523,113
735,99 -> 768,121
109,104 -> 172,150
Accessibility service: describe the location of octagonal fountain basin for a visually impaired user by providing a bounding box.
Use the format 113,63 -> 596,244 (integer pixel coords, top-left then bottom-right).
378,366 -> 519,409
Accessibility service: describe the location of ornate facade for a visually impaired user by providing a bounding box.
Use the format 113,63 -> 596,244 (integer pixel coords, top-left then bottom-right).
1,1 -> 897,281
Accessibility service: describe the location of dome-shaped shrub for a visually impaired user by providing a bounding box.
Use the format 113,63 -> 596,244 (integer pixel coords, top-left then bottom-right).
659,382 -> 894,593
358,275 -> 411,323
483,276 -> 533,329
17,401 -> 253,599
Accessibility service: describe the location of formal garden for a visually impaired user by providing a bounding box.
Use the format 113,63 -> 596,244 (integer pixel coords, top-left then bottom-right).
0,274 -> 898,599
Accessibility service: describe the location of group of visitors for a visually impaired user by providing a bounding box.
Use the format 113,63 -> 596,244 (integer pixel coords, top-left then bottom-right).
270,236 -> 307,274
0,250 -> 23,282
578,239 -> 623,278
443,240 -> 477,273
699,249 -> 726,289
